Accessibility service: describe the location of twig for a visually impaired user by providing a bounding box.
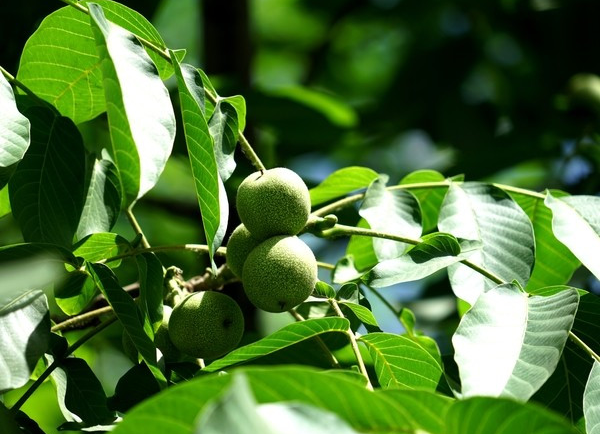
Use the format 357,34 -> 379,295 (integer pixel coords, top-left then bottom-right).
289,308 -> 340,369
328,299 -> 373,390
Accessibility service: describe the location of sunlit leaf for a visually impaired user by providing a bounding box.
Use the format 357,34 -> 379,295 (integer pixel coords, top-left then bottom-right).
203,318 -> 349,372
339,301 -> 379,328
0,185 -> 10,218
17,0 -> 172,123
510,192 -> 580,291
545,193 -> 600,281
446,397 -> 579,434
584,361 -> 600,434
209,98 -> 240,181
364,233 -> 476,287
453,284 -> 579,400
529,286 -> 598,423
0,290 -> 50,393
112,366 -> 446,434
360,333 -> 443,391
171,59 -> 223,268
54,269 -> 97,316
359,174 -> 421,260
0,72 -> 30,188
438,182 -> 535,304
309,166 -> 378,206
9,106 -> 86,248
89,4 -> 176,203
73,232 -> 131,266
400,169 -> 447,233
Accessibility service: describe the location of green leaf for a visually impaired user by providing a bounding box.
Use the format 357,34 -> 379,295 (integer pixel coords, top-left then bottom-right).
17,0 -> 172,123
531,287 -> 600,423
136,253 -> 164,332
221,95 -> 247,132
510,192 -> 580,291
338,301 -> 379,328
54,269 -> 97,315
171,60 -> 223,268
76,155 -> 121,240
399,169 -> 447,233
332,255 -> 366,284
89,3 -> 176,204
0,72 -> 30,188
0,290 -> 50,393
379,389 -> 453,434
359,333 -> 443,391
345,218 -> 378,271
545,193 -> 600,281
270,86 -> 358,128
73,232 -> 131,265
209,99 -> 240,181
195,373 -> 360,434
364,233 -> 475,287
438,182 -> 535,304
88,262 -> 166,386
359,174 -> 422,260
309,166 -> 378,206
313,281 -> 336,298
446,397 -> 579,434
112,366 -> 446,434
194,374 -> 275,434
203,318 -> 350,372
0,185 -> 10,218
453,284 -> 579,400
109,363 -> 161,413
9,106 -> 86,248
584,361 -> 600,434
49,356 -> 113,426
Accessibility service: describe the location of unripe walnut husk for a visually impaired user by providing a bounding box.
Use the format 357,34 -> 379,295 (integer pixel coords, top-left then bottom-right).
226,224 -> 261,279
242,235 -> 317,313
168,291 -> 244,359
236,167 -> 310,240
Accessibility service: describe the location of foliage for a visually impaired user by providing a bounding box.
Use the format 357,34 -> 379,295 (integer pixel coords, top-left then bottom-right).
0,1 -> 599,433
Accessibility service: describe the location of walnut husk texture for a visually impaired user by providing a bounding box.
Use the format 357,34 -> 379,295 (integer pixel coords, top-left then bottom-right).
226,224 -> 261,278
168,291 -> 244,359
242,235 -> 317,312
236,167 -> 311,240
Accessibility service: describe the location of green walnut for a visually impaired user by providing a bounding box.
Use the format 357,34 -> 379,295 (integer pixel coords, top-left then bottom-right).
236,167 -> 311,240
226,224 -> 261,278
168,291 -> 244,359
242,235 -> 317,312
154,306 -> 182,362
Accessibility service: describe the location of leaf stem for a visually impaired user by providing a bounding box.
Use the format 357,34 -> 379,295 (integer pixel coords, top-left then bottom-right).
318,223 -> 422,245
328,299 -> 373,390
10,315 -> 117,413
125,207 -> 151,249
0,65 -> 51,105
568,331 -> 600,363
104,244 -> 226,264
51,305 -> 113,332
289,308 -> 341,368
319,223 -> 506,285
311,180 -> 546,217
